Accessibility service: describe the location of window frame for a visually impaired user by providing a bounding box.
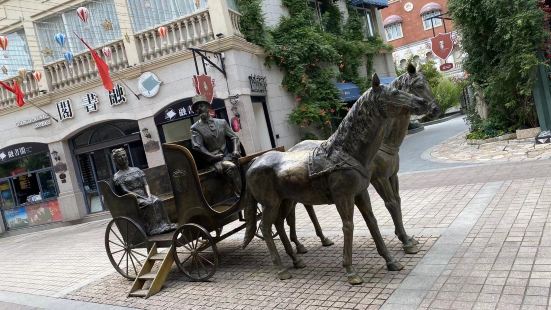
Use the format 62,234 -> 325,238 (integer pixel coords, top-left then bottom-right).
422,10 -> 443,31
384,22 -> 403,41
356,7 -> 377,38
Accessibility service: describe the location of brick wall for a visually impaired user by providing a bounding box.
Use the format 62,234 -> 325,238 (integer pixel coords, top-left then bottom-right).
381,0 -> 453,49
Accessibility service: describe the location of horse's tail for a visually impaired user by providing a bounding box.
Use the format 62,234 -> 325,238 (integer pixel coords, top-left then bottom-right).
242,188 -> 257,249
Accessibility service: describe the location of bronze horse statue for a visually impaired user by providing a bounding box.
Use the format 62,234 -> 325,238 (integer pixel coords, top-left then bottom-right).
242,74 -> 430,284
287,64 -> 439,255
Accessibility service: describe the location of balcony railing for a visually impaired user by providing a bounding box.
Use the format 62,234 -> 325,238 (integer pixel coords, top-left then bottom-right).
135,10 -> 215,62
0,74 -> 41,110
44,40 -> 128,91
228,9 -> 243,37
0,5 -> 242,112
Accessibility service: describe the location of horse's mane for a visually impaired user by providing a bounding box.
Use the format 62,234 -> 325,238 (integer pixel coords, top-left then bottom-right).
323,86 -> 381,156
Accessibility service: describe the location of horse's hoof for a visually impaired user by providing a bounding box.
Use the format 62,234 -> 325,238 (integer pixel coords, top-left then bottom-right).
296,244 -> 308,254
403,243 -> 420,254
347,274 -> 363,285
277,270 -> 292,280
321,237 -> 334,247
293,259 -> 306,269
386,260 -> 404,271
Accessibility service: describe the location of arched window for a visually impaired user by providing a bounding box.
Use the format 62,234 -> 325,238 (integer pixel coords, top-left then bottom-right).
420,3 -> 443,30
383,15 -> 403,41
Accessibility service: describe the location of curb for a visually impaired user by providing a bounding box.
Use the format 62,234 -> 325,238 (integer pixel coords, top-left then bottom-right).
407,126 -> 425,135
421,111 -> 463,126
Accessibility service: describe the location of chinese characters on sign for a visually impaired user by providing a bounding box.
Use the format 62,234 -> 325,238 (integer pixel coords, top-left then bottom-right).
108,84 -> 127,106
0,143 -> 48,163
0,146 -> 29,161
56,99 -> 73,121
82,93 -> 99,113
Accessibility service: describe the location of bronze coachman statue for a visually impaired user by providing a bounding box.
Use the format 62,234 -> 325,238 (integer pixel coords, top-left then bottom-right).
190,95 -> 242,195
112,148 -> 177,235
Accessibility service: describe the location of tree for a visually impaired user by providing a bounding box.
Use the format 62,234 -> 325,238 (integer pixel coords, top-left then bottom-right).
449,0 -> 547,135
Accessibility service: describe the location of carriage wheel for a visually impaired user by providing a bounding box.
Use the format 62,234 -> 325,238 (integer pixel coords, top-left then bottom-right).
172,223 -> 218,281
254,205 -> 279,240
105,217 -> 149,280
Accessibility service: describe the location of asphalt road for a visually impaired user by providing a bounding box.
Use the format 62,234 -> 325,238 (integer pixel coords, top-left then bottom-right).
399,115 -> 470,173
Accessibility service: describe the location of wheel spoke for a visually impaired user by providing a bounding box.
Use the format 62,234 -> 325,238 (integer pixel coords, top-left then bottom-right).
197,253 -> 215,266
129,252 -> 138,276
194,256 -> 201,279
129,250 -> 144,267
110,248 -> 125,255
126,250 -> 129,275
196,254 -> 208,274
109,240 -> 125,248
179,253 -> 193,266
117,251 -> 127,268
129,241 -> 147,249
177,238 -> 192,251
110,227 -> 125,246
132,250 -> 147,258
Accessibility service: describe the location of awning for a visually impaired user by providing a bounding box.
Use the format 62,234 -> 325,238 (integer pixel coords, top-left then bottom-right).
335,82 -> 361,103
383,15 -> 403,27
420,2 -> 442,15
349,0 -> 388,9
379,76 -> 396,86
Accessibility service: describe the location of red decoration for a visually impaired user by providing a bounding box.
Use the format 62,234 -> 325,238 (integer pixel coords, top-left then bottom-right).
76,7 -> 90,23
74,32 -> 113,91
431,32 -> 454,61
193,74 -> 215,104
0,80 -> 25,107
157,26 -> 168,38
231,115 -> 241,132
32,71 -> 42,82
0,36 -> 7,50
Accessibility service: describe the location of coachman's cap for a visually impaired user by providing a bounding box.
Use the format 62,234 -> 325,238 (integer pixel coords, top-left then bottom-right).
191,95 -> 210,113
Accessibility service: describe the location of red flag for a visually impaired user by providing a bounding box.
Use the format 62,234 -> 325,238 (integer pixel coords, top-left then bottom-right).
0,80 -> 25,107
74,32 -> 113,91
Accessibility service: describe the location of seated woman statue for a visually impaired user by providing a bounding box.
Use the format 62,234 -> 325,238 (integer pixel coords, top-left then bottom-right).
112,148 -> 177,235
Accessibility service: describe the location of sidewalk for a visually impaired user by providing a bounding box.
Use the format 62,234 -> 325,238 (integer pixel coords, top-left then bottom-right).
0,158 -> 550,309
426,131 -> 551,163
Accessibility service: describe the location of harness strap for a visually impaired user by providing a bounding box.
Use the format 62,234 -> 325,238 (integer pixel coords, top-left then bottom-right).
379,144 -> 399,156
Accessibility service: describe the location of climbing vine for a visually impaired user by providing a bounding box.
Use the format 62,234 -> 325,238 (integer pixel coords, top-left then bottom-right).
238,0 -> 389,137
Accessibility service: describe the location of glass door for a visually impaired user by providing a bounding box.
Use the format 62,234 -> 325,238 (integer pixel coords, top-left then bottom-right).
78,145 -> 130,213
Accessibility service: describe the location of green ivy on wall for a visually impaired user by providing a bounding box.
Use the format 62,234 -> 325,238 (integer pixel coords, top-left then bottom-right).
238,0 -> 389,137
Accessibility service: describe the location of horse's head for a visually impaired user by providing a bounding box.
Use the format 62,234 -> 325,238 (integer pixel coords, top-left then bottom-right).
371,73 -> 427,117
395,63 -> 440,117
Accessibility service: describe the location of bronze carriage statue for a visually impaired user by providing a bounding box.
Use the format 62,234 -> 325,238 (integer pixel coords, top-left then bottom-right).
100,143 -> 281,298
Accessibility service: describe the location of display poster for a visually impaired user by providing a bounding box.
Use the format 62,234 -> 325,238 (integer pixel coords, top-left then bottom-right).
4,207 -> 29,229
26,200 -> 62,225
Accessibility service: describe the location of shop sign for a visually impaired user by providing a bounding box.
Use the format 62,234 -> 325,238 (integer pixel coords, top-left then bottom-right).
56,99 -> 74,121
0,143 -> 49,163
16,114 -> 52,129
138,72 -> 162,98
108,84 -> 127,106
154,98 -> 225,125
193,74 -> 215,104
431,33 -> 454,61
440,63 -> 454,71
82,92 -> 99,113
249,74 -> 267,95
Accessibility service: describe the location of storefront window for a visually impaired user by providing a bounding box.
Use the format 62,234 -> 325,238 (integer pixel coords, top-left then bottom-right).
0,180 -> 15,210
0,148 -> 60,230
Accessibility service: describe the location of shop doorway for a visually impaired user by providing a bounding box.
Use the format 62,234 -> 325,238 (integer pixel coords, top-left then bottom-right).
251,96 -> 276,150
71,120 -> 147,213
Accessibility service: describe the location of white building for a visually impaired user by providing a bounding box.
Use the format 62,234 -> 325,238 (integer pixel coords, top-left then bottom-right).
0,0 -> 394,234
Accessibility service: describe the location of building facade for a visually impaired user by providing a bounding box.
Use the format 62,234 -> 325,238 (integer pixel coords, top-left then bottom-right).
380,0 -> 465,76
0,0 -> 393,234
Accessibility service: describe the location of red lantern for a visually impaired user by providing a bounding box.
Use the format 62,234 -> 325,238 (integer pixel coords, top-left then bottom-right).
157,26 -> 168,38
32,71 -> 42,82
77,7 -> 90,23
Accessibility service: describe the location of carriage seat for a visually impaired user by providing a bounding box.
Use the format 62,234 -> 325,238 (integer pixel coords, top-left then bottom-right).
97,180 -> 145,228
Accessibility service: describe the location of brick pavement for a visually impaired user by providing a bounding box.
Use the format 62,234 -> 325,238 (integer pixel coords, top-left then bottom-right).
2,159 -> 551,309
